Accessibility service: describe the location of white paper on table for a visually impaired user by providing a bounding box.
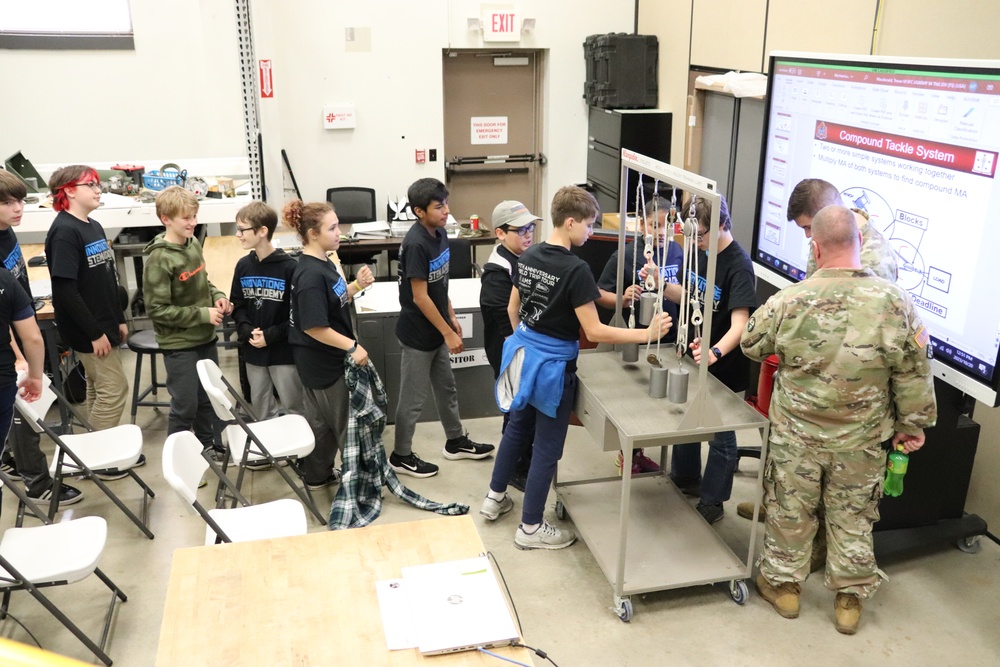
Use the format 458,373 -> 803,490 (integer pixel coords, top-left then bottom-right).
375,578 -> 418,650
29,280 -> 52,298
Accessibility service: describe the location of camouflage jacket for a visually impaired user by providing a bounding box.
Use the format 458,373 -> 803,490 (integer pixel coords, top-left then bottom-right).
741,268 -> 936,451
806,209 -> 898,281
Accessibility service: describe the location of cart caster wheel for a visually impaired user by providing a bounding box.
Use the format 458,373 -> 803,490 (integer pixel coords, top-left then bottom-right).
555,500 -> 566,521
729,580 -> 748,605
614,597 -> 633,623
956,536 -> 982,554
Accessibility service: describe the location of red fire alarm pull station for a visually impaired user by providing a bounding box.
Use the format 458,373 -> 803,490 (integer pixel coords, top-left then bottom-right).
415,149 -> 426,163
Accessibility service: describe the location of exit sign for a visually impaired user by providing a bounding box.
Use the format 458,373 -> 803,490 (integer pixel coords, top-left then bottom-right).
482,4 -> 520,42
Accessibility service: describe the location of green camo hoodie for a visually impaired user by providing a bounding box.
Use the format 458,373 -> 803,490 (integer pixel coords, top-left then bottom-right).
142,233 -> 226,349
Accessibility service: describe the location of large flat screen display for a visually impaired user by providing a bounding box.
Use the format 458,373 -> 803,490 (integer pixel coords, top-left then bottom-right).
752,52 -> 1000,405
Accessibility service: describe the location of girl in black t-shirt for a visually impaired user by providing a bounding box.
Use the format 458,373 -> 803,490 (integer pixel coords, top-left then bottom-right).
283,200 -> 374,488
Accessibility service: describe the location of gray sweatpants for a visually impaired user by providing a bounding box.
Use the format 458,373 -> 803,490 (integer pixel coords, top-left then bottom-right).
298,377 -> 348,484
246,363 -> 304,419
392,342 -> 463,456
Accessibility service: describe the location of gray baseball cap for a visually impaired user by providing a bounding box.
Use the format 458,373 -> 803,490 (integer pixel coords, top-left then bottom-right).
491,200 -> 541,230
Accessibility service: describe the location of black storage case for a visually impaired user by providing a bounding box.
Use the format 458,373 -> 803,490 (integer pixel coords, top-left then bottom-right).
584,33 -> 658,109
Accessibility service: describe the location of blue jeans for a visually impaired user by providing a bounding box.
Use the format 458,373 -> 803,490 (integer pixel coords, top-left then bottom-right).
489,372 -> 575,526
670,430 -> 738,506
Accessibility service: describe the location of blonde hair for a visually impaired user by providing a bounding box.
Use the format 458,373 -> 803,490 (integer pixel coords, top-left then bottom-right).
282,199 -> 333,244
155,186 -> 199,220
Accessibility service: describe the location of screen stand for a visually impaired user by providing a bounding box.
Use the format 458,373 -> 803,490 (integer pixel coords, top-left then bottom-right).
873,378 -> 988,558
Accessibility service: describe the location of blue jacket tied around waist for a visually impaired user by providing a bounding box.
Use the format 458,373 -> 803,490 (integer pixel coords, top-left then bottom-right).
495,322 -> 579,418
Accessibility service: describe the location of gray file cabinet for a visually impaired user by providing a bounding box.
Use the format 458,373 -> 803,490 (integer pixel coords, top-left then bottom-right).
354,279 -> 500,424
587,107 -> 672,217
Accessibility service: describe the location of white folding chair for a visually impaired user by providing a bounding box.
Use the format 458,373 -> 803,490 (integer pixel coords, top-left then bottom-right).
14,374 -> 155,539
162,431 -> 307,544
0,469 -> 127,666
195,359 -> 324,523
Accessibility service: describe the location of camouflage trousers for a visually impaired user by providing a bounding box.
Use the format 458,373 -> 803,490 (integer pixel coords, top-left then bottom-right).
758,441 -> 885,599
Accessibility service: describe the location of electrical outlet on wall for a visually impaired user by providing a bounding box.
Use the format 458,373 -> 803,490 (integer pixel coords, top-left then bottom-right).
429,149 -> 437,162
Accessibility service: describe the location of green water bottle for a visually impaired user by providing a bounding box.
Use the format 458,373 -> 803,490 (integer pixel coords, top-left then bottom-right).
884,445 -> 909,497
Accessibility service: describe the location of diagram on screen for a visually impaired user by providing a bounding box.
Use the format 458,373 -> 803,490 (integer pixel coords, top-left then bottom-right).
840,186 -> 942,296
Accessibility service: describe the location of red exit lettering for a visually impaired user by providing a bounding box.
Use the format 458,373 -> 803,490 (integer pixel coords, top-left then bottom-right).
491,13 -> 515,32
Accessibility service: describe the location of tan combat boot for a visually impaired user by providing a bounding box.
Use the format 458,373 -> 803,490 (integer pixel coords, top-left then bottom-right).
755,574 -> 800,619
834,593 -> 862,634
737,501 -> 766,522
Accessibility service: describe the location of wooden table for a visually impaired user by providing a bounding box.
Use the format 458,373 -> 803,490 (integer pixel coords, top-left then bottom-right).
156,516 -> 531,666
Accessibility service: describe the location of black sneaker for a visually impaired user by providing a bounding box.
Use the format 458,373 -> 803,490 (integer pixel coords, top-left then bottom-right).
442,435 -> 495,461
27,483 -> 84,508
389,452 -> 439,478
696,502 -> 724,525
95,453 -> 147,481
305,470 -> 343,490
0,459 -> 21,481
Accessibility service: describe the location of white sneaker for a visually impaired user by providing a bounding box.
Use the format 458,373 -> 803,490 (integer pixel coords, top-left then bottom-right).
479,493 -> 514,521
514,520 -> 576,550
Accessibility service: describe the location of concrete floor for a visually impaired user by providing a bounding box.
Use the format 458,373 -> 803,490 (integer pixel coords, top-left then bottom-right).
2,347 -> 998,666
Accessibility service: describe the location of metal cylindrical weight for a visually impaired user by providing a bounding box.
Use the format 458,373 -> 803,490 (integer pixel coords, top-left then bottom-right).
649,366 -> 669,399
638,292 -> 657,326
621,342 -> 640,363
668,367 -> 689,404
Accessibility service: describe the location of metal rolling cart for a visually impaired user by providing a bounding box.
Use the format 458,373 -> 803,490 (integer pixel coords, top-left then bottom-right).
557,351 -> 768,621
552,151 -> 769,621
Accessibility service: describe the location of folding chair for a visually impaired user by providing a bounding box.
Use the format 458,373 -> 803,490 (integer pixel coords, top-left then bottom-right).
162,431 -> 307,544
14,375 -> 155,539
195,359 -> 325,523
0,468 -> 127,666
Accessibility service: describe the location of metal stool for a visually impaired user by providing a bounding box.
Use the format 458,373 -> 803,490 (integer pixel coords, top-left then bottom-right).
128,330 -> 170,423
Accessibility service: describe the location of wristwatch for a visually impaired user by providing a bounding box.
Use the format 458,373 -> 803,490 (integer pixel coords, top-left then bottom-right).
711,346 -> 723,360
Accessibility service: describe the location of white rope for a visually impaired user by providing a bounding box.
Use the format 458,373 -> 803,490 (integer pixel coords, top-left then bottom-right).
627,174 -> 642,329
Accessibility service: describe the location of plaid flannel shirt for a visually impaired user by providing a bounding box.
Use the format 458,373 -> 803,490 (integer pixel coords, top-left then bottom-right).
328,357 -> 469,530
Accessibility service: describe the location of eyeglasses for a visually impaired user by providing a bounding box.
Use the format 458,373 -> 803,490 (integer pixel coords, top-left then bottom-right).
506,223 -> 535,237
235,226 -> 256,235
75,181 -> 102,192
696,229 -> 710,240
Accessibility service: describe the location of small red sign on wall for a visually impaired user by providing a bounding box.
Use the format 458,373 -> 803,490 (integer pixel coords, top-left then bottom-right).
259,59 -> 274,98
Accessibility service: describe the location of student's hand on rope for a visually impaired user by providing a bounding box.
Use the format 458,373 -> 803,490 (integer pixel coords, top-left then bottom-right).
638,262 -> 659,285
92,334 -> 112,358
649,312 -> 672,340
689,337 -> 715,365
351,343 -> 369,366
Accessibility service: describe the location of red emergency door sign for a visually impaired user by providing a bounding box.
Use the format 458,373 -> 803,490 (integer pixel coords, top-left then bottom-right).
259,60 -> 274,98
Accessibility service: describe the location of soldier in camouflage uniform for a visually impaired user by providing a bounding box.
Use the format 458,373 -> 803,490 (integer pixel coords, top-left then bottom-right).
740,205 -> 936,634
737,179 -> 899,546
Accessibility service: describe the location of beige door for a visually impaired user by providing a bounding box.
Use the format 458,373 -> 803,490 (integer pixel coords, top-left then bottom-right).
442,49 -> 544,227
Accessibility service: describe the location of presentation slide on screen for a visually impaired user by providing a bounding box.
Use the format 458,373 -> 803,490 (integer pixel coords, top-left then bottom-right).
756,61 -> 1000,380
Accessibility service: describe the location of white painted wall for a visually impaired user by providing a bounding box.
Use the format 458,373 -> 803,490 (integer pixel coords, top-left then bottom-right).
0,1 -> 246,168
253,0 -> 635,218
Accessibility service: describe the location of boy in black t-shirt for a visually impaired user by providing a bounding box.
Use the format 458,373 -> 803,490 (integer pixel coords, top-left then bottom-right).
391,179 -> 494,478
0,170 -> 83,506
667,194 -> 757,525
479,186 -> 672,550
